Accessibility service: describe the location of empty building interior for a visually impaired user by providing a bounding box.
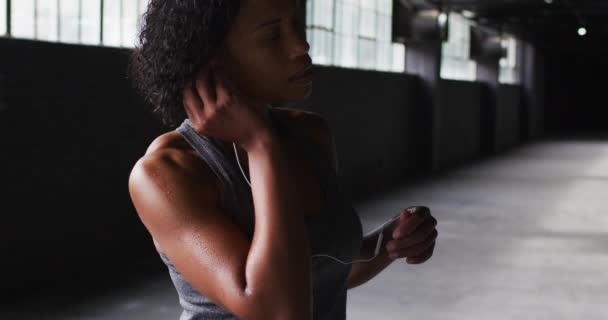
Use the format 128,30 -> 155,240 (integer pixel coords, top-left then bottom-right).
1,0 -> 607,319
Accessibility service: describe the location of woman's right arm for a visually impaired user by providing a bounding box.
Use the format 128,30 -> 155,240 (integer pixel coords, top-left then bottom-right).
128,127 -> 312,320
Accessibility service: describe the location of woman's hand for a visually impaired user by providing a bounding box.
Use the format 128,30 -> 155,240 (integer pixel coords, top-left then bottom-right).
384,206 -> 438,264
181,61 -> 274,150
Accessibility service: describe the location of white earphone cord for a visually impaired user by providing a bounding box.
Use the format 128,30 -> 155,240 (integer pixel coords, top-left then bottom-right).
233,141 -> 388,265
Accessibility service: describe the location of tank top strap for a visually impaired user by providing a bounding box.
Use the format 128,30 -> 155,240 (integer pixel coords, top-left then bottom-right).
175,118 -> 256,238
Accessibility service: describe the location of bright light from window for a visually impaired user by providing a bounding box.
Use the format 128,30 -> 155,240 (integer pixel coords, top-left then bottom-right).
81,0 -> 101,45
36,0 -> 58,41
122,0 -> 139,47
2,0 -> 148,47
0,0 -> 7,36
391,43 -> 405,72
499,35 -> 519,84
441,12 -> 477,81
11,0 -> 35,39
103,0 -> 121,46
308,0 -> 405,72
60,0 -> 80,43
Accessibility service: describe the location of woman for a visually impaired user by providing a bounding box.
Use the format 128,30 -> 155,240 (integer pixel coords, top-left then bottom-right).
128,0 -> 438,319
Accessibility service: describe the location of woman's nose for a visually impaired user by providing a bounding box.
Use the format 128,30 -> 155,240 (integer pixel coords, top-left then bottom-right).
288,22 -> 310,59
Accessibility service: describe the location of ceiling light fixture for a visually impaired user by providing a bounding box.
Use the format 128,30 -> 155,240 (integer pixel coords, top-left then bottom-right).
577,27 -> 587,36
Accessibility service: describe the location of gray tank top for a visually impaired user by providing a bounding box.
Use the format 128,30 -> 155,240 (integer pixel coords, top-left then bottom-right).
155,109 -> 363,320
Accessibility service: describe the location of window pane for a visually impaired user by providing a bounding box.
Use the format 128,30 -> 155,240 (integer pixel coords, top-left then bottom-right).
391,43 -> 405,72
59,0 -> 79,43
441,12 -> 476,81
499,36 -> 519,84
376,41 -> 391,71
81,0 -> 100,45
37,0 -> 58,41
12,0 -> 35,39
311,29 -> 333,65
307,0 -> 406,72
358,37 -> 376,69
360,0 -> 376,11
359,8 -> 376,39
377,13 -> 390,42
311,0 -> 333,29
306,0 -> 313,26
138,0 -> 148,18
378,0 -> 392,15
1,0 -> 7,35
103,0 -> 121,46
333,33 -> 357,67
122,0 -> 138,47
335,3 -> 359,36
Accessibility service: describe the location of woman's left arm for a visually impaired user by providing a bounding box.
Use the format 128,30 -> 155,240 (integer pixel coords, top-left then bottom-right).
302,111 -> 438,290
346,227 -> 395,289
300,112 -> 392,288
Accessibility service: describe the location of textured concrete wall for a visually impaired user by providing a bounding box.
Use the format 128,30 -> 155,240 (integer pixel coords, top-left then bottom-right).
295,66 -> 421,201
0,38 -> 166,301
435,80 -> 484,171
495,85 -> 522,151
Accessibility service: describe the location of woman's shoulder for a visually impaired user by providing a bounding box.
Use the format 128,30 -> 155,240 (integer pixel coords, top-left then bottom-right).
130,130 -> 219,199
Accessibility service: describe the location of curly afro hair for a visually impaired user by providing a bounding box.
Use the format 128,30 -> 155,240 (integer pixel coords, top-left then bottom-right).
128,0 -> 242,128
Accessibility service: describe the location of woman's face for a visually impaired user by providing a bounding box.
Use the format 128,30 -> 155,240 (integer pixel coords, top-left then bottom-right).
214,0 -> 312,107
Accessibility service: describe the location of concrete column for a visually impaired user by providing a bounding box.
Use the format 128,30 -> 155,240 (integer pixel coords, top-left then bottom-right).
476,54 -> 500,154
521,41 -> 545,141
406,40 -> 442,173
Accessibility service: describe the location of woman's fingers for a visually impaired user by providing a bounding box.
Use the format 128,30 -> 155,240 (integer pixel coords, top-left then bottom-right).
406,242 -> 435,264
183,81 -> 203,114
389,217 -> 437,250
213,64 -> 232,105
387,229 -> 438,259
195,65 -> 217,107
392,207 -> 432,239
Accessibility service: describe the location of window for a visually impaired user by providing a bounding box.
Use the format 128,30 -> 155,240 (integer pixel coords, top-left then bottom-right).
0,0 -> 7,36
102,0 -> 121,46
121,0 -> 139,47
36,0 -> 58,41
307,0 -> 334,65
81,0 -> 101,45
11,0 -> 35,39
499,35 -> 519,84
441,12 -> 477,81
308,0 -> 406,72
60,0 -> 80,43
4,0 -> 148,47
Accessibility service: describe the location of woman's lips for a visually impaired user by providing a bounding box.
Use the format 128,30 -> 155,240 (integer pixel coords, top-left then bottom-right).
289,67 -> 313,84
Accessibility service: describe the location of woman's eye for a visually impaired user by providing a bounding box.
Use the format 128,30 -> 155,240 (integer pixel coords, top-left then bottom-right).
267,31 -> 280,41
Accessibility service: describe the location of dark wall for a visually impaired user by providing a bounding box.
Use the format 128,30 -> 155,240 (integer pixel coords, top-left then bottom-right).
435,80 -> 484,170
433,81 -> 524,170
544,50 -> 608,133
495,84 -> 522,151
296,66 -> 421,200
0,38 -> 166,301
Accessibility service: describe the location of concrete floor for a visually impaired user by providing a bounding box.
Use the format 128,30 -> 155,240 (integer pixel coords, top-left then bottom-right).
3,135 -> 608,319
